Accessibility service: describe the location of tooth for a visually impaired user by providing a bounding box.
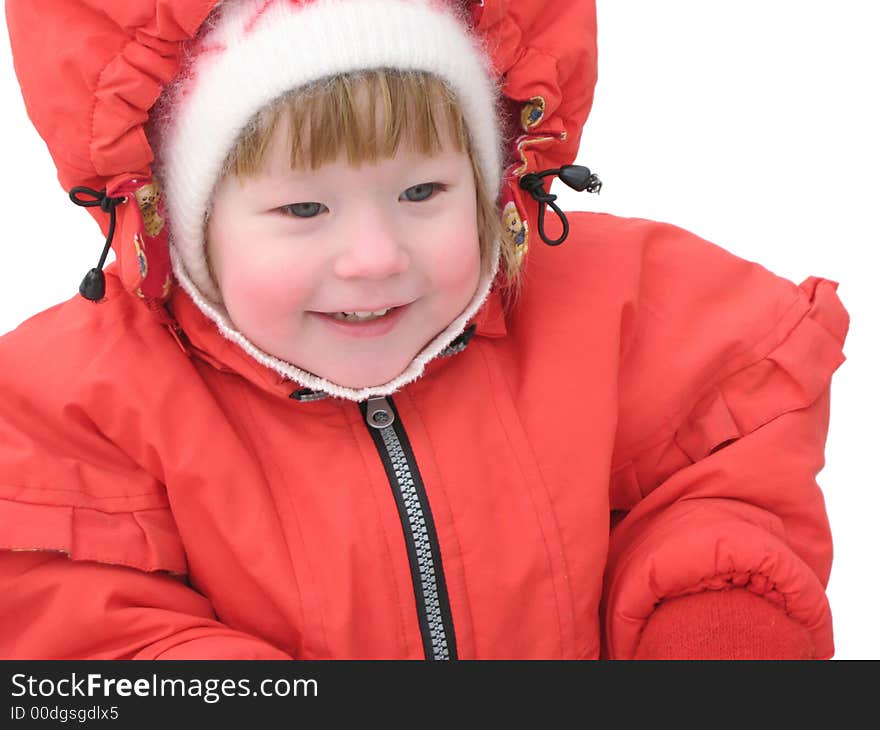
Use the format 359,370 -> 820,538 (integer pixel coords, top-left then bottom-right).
327,307 -> 394,322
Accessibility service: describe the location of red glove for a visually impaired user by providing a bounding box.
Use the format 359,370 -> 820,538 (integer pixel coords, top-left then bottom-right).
633,588 -> 816,660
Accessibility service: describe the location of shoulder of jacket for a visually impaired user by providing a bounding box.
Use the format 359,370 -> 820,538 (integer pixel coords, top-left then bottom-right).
522,210 -> 752,296
0,272 -> 191,471
0,275 -> 187,573
524,211 -> 718,271
563,210 -> 721,250
0,272 -> 183,387
546,211 -> 797,296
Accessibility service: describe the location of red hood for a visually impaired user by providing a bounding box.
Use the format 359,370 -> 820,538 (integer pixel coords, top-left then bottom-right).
6,0 -> 597,306
7,0 -> 598,399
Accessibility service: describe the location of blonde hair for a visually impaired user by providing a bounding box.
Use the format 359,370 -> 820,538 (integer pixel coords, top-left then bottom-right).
217,69 -> 522,304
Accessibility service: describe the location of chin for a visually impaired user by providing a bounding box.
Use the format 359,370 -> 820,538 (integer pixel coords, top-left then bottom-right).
333,374 -> 399,390
326,362 -> 409,390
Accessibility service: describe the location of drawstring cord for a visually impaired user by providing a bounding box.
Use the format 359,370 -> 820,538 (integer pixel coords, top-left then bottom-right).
519,165 -> 602,246
69,186 -> 127,301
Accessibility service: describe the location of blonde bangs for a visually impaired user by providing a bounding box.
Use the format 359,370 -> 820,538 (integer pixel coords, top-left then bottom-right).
231,70 -> 468,174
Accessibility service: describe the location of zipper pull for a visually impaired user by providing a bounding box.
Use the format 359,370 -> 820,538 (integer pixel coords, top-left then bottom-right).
365,396 -> 395,430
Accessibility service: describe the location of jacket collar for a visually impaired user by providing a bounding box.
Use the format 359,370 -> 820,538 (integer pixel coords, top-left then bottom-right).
167,258 -> 508,403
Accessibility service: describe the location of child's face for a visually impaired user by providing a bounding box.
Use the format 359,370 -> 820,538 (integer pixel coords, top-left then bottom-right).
206,115 -> 482,389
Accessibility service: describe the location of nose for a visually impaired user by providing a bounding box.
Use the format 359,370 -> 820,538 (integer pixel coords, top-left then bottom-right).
333,205 -> 411,280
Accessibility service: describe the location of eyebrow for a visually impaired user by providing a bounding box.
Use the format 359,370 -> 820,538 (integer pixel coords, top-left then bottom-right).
253,169 -> 323,188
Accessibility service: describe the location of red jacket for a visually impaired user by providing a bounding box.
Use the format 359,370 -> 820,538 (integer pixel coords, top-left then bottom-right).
0,0 -> 849,659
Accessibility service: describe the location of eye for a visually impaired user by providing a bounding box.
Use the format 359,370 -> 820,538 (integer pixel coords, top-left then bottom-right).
279,202 -> 327,218
400,182 -> 447,203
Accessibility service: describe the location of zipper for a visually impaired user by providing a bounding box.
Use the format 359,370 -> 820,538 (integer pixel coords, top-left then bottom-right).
360,395 -> 458,660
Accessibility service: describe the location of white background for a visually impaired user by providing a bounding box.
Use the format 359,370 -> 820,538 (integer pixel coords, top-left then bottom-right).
1,1 -> 877,658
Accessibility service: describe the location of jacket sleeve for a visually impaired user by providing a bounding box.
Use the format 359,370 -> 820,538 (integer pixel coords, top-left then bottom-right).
0,300 -> 291,660
601,219 -> 849,660
0,551 -> 292,659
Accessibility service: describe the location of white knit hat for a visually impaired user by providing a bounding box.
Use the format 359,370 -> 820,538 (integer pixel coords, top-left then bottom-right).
152,0 -> 505,401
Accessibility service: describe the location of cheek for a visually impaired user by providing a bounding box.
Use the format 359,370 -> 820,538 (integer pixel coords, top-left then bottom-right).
425,209 -> 482,294
208,222 -> 316,318
229,262 -> 316,323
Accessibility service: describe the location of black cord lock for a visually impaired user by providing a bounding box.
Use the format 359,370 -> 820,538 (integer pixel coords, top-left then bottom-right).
69,186 -> 127,301
519,165 -> 602,246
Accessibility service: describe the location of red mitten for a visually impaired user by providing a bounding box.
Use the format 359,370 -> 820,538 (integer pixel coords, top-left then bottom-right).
633,588 -> 815,660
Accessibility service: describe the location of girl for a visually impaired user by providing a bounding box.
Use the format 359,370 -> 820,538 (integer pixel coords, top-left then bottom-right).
0,0 -> 849,659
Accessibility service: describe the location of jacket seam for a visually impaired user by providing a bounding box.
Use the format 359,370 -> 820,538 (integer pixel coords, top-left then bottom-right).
89,36 -> 131,175
231,384 -> 321,658
0,543 -> 70,556
0,489 -> 168,509
652,574 -> 792,617
0,542 -> 182,576
473,340 -> 573,659
47,551 -> 183,575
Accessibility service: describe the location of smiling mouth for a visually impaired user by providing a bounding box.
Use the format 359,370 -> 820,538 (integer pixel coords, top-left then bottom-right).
312,302 -> 410,321
309,303 -> 410,337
